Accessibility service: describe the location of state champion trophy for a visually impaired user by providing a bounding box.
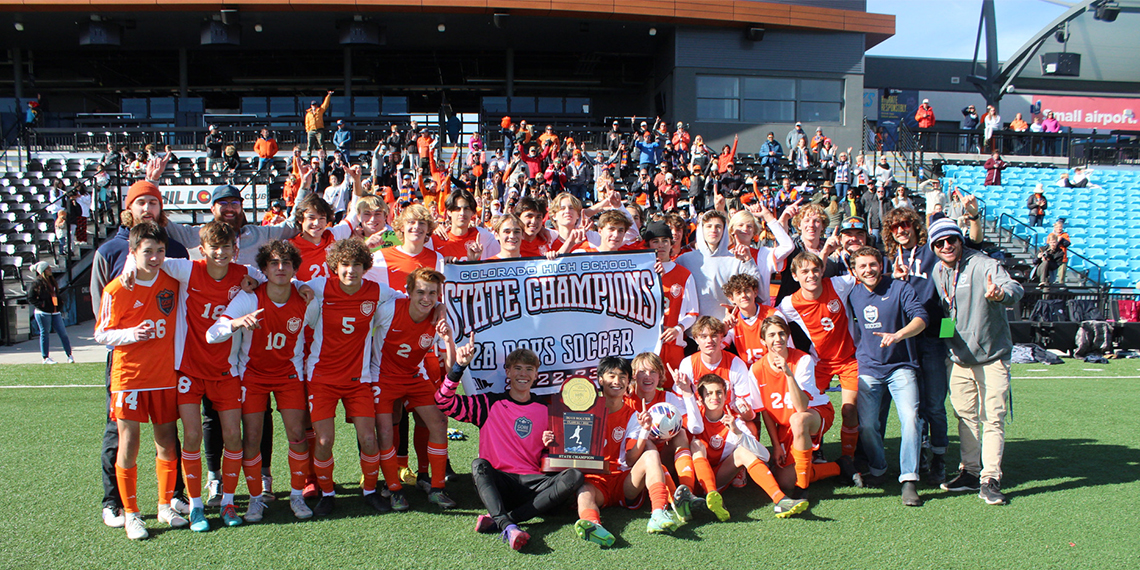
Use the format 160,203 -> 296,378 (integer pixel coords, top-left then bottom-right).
542,375 -> 608,474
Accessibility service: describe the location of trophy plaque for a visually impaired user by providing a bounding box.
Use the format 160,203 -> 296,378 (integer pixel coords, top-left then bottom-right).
542,375 -> 608,474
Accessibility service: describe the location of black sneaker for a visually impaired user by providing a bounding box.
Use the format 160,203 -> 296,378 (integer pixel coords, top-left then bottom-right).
979,479 -> 1007,505
313,495 -> 336,517
918,446 -> 932,475
390,490 -> 411,512
837,456 -> 863,488
926,454 -> 947,486
901,481 -> 923,507
366,492 -> 391,513
416,472 -> 432,494
941,469 -> 980,492
811,449 -> 828,464
862,472 -> 892,488
445,460 -> 460,484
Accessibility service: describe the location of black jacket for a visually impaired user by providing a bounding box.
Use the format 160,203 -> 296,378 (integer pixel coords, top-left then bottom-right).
28,276 -> 61,313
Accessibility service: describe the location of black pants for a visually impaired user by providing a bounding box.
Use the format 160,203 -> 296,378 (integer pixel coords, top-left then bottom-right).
102,354 -> 185,509
471,458 -> 583,532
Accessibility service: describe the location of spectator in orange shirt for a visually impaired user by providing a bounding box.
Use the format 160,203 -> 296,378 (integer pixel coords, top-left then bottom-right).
253,128 -> 278,175
915,99 -> 936,150
304,91 -> 334,157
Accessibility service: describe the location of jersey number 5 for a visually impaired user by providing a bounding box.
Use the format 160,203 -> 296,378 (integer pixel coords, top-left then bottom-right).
342,317 -> 355,334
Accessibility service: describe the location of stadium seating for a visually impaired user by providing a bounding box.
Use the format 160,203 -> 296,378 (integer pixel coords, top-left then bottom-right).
941,164 -> 1140,289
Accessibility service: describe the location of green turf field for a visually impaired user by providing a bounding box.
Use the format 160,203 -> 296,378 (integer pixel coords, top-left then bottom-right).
1,359 -> 1138,569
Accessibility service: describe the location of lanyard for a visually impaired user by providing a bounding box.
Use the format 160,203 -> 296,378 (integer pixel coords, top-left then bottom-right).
939,263 -> 960,318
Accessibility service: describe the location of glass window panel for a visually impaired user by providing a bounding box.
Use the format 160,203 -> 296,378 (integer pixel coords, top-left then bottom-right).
268,97 -> 295,116
537,97 -> 563,113
696,98 -> 738,121
799,79 -> 843,102
482,97 -> 508,113
696,76 -> 739,98
122,99 -> 148,118
509,97 -> 535,113
743,77 -> 794,100
798,102 -> 842,123
177,98 -> 204,113
149,98 -> 175,119
743,100 -> 795,123
565,98 -> 590,114
381,97 -> 408,114
353,97 -> 379,117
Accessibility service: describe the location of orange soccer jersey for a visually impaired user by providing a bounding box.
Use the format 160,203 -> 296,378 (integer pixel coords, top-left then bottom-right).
751,348 -> 832,429
290,231 -> 337,281
98,273 -> 180,393
518,235 -> 553,258
777,277 -> 856,364
376,298 -> 436,382
369,246 -> 443,293
173,260 -> 251,381
240,283 -> 308,381
307,277 -> 383,385
727,305 -> 779,367
694,404 -> 736,467
430,226 -> 492,260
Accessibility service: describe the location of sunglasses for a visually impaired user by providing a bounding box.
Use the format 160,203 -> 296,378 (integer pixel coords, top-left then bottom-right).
892,220 -> 914,231
933,236 -> 960,249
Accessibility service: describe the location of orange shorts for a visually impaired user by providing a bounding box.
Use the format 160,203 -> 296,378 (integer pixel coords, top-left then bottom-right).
308,381 -> 373,422
240,372 -> 307,415
775,402 -> 835,468
814,357 -> 859,393
176,373 -> 242,411
111,388 -> 178,425
372,376 -> 438,415
423,351 -> 443,388
584,471 -> 643,509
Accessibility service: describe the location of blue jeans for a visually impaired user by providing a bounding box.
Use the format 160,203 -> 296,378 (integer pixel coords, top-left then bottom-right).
857,366 -> 921,482
835,183 -> 849,200
916,336 -> 950,453
34,311 -> 72,359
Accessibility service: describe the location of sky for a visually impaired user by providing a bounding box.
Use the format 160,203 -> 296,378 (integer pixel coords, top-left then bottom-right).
866,0 -> 1071,61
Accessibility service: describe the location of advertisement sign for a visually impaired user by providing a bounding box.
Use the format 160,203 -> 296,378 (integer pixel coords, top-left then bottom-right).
1032,95 -> 1139,130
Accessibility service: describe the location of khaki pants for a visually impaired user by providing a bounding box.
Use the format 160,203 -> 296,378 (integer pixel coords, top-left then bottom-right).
948,359 -> 1009,482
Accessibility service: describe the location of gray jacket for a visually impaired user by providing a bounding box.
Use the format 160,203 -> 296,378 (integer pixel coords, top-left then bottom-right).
165,220 -> 299,266
933,248 -> 1023,365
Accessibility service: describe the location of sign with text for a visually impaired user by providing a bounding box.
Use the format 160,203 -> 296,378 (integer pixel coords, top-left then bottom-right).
140,185 -> 270,211
443,251 -> 662,396
1032,95 -> 1139,130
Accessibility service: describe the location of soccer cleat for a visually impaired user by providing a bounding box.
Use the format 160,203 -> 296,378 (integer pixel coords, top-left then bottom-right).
289,495 -> 313,519
206,479 -> 222,508
979,479 -> 1007,505
501,524 -> 529,551
158,505 -> 189,528
124,512 -> 148,540
812,449 -> 828,464
941,469 -> 980,492
102,507 -> 125,528
671,485 -> 696,524
220,504 -> 242,527
366,492 -> 391,513
927,454 -> 947,486
705,490 -> 730,522
261,475 -> 275,501
189,507 -> 210,532
774,497 -> 810,518
445,460 -> 460,484
416,472 -> 432,494
574,519 -> 615,547
43,357 -> 56,365
902,481 -> 923,507
731,470 -> 747,488
313,495 -> 336,517
244,497 -> 266,523
389,490 -> 410,512
398,467 -> 417,486
474,514 -> 497,534
170,497 -> 191,515
302,482 -> 319,500
837,456 -> 864,488
66,355 -> 75,364
646,508 -> 678,534
428,489 -> 457,510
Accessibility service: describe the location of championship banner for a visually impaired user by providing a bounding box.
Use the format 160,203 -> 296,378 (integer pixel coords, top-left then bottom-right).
144,185 -> 270,211
443,251 -> 663,396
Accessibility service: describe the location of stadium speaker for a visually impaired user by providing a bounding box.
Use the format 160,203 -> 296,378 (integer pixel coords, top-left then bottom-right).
746,26 -> 765,41
1040,52 -> 1080,77
79,21 -> 121,46
1094,1 -> 1120,22
201,21 -> 239,45
339,20 -> 383,45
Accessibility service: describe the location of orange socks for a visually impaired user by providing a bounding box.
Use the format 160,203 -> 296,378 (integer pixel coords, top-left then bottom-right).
313,455 -> 335,494
648,482 -> 669,511
360,452 -> 380,493
379,446 -> 401,491
116,464 -> 139,514
792,447 -> 813,490
812,461 -> 841,482
581,508 -> 601,524
746,459 -> 785,503
243,453 -> 263,497
287,446 -> 310,493
221,448 -> 243,496
181,449 -> 202,499
427,442 -> 448,489
155,458 -> 177,507
841,426 -> 859,457
693,456 -> 718,494
305,430 -> 318,484
674,449 -> 695,489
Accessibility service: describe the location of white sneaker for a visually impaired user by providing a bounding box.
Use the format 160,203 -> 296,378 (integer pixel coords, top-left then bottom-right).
102,507 -> 125,528
244,497 -> 266,523
289,495 -> 313,520
170,497 -> 191,515
206,479 -> 222,508
43,357 -> 56,365
124,513 -> 149,540
158,505 -> 189,528
260,475 -> 275,501
66,355 -> 75,363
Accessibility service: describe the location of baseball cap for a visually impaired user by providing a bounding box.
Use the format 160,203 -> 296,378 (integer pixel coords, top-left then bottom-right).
210,184 -> 242,204
839,216 -> 867,233
641,220 -> 673,242
922,98 -> 930,104
337,119 -> 345,125
310,100 -> 318,106
795,122 -> 802,126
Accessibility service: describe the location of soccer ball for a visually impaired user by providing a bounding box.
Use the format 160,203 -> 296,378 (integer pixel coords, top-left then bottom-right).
648,402 -> 682,440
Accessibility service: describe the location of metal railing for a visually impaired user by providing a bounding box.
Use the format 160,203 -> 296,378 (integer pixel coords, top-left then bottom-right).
912,127 -> 1072,158
996,211 -> 1103,286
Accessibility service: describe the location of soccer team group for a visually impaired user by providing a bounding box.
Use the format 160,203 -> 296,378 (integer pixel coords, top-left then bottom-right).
97,173 -> 1016,550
